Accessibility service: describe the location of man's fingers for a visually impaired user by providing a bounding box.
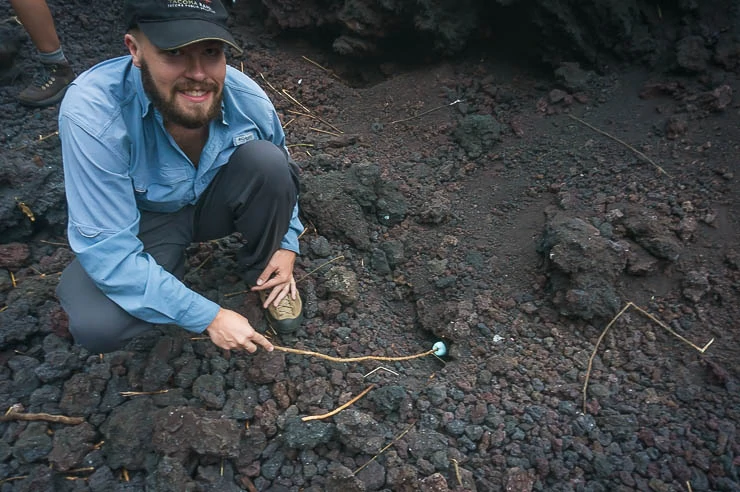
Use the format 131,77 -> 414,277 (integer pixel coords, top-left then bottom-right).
251,332 -> 274,352
254,274 -> 287,291
262,289 -> 277,308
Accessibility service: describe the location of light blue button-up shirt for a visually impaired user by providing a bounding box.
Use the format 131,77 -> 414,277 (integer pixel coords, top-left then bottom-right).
58,55 -> 302,333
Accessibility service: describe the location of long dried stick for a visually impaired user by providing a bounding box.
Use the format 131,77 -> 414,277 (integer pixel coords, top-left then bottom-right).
389,99 -> 463,125
309,127 -> 343,137
628,302 -> 714,352
567,114 -> 671,177
354,420 -> 416,475
451,458 -> 463,487
582,303 -> 631,413
302,384 -> 375,421
0,411 -> 84,425
583,301 -> 715,413
120,390 -> 169,397
286,109 -> 344,134
0,476 -> 26,485
301,55 -> 343,82
295,255 -> 345,283
273,345 -> 435,363
223,255 -> 345,299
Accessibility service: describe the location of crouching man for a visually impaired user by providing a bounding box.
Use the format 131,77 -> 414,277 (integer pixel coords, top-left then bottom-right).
56,0 -> 303,353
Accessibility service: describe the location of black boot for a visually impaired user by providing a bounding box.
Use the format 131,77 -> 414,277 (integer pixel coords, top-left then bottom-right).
17,61 -> 75,107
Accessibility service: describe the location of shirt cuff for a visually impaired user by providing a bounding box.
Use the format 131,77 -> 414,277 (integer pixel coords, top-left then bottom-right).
179,295 -> 221,333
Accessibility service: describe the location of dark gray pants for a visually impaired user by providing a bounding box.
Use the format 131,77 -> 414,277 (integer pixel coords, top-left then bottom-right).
56,140 -> 299,353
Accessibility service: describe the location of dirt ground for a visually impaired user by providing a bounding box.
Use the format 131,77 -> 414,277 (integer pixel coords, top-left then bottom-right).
0,1 -> 738,491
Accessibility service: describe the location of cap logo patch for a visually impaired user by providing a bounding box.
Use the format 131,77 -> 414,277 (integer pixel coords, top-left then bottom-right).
167,1 -> 216,14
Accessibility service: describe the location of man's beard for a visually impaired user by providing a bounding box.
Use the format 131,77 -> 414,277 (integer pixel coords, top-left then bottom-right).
140,60 -> 222,129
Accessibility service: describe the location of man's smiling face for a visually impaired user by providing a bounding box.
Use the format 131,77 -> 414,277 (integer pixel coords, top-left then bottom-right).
125,32 -> 227,129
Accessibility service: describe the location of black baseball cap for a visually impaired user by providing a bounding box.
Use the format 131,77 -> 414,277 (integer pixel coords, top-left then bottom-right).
124,0 -> 243,54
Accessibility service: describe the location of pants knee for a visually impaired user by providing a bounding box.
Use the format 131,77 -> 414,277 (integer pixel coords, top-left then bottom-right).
57,260 -> 152,353
228,140 -> 298,191
66,311 -> 141,353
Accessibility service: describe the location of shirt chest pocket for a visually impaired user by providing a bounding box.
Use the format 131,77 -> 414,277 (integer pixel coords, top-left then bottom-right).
132,166 -> 191,193
132,166 -> 192,207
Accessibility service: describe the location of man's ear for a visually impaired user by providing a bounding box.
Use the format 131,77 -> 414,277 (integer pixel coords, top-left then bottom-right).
124,33 -> 142,67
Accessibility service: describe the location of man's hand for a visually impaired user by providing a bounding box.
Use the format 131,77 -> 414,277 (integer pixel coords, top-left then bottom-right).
251,249 -> 297,308
206,308 -> 274,352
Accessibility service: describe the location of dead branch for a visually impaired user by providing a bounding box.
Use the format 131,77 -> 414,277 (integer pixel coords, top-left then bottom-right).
0,411 -> 84,425
309,126 -> 343,137
190,254 -> 212,274
301,55 -> 344,82
363,366 -> 399,378
354,420 -> 416,475
286,109 -> 344,134
583,301 -> 715,413
39,239 -> 67,247
273,345 -> 435,363
389,99 -> 463,125
295,255 -> 345,283
567,114 -> 671,177
120,390 -> 169,397
302,384 -> 375,421
281,89 -> 313,115
223,255 -> 344,299
10,131 -> 59,151
451,458 -> 463,487
0,475 -> 26,485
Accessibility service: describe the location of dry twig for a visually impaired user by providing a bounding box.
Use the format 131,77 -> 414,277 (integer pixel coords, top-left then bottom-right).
309,127 -> 342,138
295,255 -> 345,283
582,301 -> 715,413
389,99 -> 463,125
302,384 -> 375,421
567,114 -> 671,177
190,254 -> 212,274
11,131 -> 59,151
281,89 -> 312,114
0,410 -> 83,425
286,109 -> 344,134
451,458 -> 463,487
223,253 -> 343,299
0,476 -> 26,485
39,239 -> 67,247
120,390 -> 169,397
274,345 -> 435,363
354,420 -> 416,475
363,367 -> 399,378
301,55 -> 343,82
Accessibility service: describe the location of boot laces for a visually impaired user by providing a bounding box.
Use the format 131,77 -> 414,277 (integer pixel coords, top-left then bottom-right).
274,296 -> 295,317
33,64 -> 59,87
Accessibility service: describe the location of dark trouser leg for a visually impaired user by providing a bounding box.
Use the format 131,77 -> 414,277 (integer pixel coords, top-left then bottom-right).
194,139 -> 299,285
56,208 -> 195,353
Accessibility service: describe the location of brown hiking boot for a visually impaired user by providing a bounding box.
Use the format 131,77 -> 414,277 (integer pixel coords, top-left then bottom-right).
259,289 -> 303,334
17,62 -> 75,107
